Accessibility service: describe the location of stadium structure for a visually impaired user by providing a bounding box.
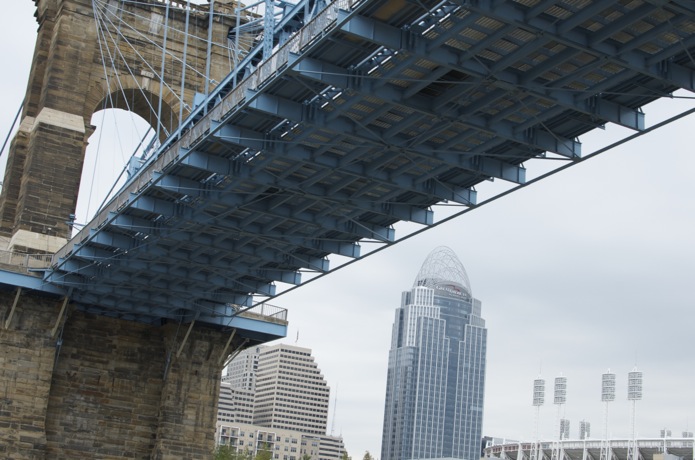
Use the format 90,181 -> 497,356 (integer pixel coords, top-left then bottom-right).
483,437 -> 694,460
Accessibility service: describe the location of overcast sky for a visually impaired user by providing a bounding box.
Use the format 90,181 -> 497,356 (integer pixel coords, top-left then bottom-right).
1,2 -> 693,458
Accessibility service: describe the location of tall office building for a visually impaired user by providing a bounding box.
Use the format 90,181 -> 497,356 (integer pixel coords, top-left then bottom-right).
224,345 -> 261,390
222,343 -> 331,435
254,344 -> 331,434
381,247 -> 487,460
217,343 -> 341,460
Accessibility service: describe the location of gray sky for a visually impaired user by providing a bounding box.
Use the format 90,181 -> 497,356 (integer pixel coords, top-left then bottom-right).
1,2 -> 694,458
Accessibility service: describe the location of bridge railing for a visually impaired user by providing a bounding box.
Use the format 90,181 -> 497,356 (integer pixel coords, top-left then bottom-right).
0,249 -> 52,271
238,303 -> 288,323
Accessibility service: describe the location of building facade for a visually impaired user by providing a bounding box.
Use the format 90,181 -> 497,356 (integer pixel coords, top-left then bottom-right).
216,422 -> 346,460
218,382 -> 255,424
253,344 -> 331,434
381,247 -> 487,460
224,346 -> 261,391
218,343 -> 342,460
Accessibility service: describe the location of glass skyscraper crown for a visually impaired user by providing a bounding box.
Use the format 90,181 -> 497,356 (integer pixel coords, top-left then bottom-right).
381,247 -> 487,460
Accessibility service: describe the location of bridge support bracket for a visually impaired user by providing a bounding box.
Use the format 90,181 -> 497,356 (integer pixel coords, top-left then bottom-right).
218,328 -> 237,367
223,337 -> 250,369
51,296 -> 69,338
3,287 -> 22,330
176,319 -> 197,359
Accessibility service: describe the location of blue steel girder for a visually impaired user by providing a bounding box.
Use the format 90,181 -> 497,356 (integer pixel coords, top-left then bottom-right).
210,124 -> 483,202
288,53 -> 584,157
460,0 -> 695,92
70,288 -> 283,333
58,246 -> 280,297
49,270 -> 221,312
67,287 -> 237,323
52,246 -> 262,295
56,221 -> 309,287
155,155 -> 401,241
245,90 -> 536,177
162,149 -> 438,224
333,13 -> 647,132
101,207 -> 333,273
150,223 -> 329,277
110,206 -> 362,260
45,0 -> 695,328
215,125 -> 486,198
53,259 -> 258,307
156,167 -> 435,226
55,254 -> 277,303
136,189 -> 394,246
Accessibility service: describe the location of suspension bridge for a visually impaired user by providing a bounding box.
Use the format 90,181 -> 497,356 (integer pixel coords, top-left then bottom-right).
0,0 -> 693,457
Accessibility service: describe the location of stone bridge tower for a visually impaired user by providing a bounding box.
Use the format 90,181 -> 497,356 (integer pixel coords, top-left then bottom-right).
0,2 -> 269,458
0,0 -> 240,253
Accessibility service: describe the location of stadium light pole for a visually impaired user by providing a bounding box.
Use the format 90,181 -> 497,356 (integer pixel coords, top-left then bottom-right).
553,375 -> 568,460
627,368 -> 643,460
532,376 -> 545,460
600,370 -> 616,460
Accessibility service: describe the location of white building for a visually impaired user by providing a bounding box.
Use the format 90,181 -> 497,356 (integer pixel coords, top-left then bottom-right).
216,422 -> 346,460
224,346 -> 261,390
218,382 -> 255,424
217,344 -> 342,460
254,344 -> 330,434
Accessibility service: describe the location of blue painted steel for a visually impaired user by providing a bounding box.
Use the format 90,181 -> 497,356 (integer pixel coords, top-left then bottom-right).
0,270 -> 65,296
37,0 -> 695,328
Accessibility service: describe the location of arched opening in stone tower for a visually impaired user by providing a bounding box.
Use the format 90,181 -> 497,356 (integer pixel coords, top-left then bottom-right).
76,108 -> 153,232
75,88 -> 179,233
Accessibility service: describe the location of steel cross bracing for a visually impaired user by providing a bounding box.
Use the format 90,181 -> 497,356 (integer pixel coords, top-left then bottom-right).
44,0 -> 695,327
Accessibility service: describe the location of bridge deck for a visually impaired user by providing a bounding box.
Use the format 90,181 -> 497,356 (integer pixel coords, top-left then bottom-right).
44,0 -> 695,326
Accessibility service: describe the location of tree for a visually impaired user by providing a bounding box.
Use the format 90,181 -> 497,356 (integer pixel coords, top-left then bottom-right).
341,451 -> 351,460
213,446 -> 255,460
255,443 -> 273,460
214,445 -> 236,460
363,451 -> 374,460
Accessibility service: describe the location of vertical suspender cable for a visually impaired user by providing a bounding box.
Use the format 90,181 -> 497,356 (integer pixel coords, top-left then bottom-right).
179,0 -> 192,125
233,4 -> 241,87
156,0 -> 171,143
204,0 -> 215,103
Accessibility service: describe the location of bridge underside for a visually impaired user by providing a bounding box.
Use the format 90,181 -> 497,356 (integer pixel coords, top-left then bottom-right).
46,0 -> 695,327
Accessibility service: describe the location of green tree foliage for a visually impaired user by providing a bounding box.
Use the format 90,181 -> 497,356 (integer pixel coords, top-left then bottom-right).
214,446 -> 255,460
255,443 -> 273,460
214,445 -> 236,460
363,451 -> 373,460
341,451 -> 351,460
302,454 -> 313,460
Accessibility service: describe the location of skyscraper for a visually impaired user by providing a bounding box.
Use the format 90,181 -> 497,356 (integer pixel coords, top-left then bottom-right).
381,247 -> 487,460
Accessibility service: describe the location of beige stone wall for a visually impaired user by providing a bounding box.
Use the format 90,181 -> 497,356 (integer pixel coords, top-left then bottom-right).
1,289 -> 238,459
0,290 -> 59,459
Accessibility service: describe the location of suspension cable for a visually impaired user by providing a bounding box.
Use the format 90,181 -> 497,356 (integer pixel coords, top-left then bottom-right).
95,4 -> 174,137
156,0 -> 171,142
94,0 -> 216,98
179,0 -> 192,124
204,0 -> 215,99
